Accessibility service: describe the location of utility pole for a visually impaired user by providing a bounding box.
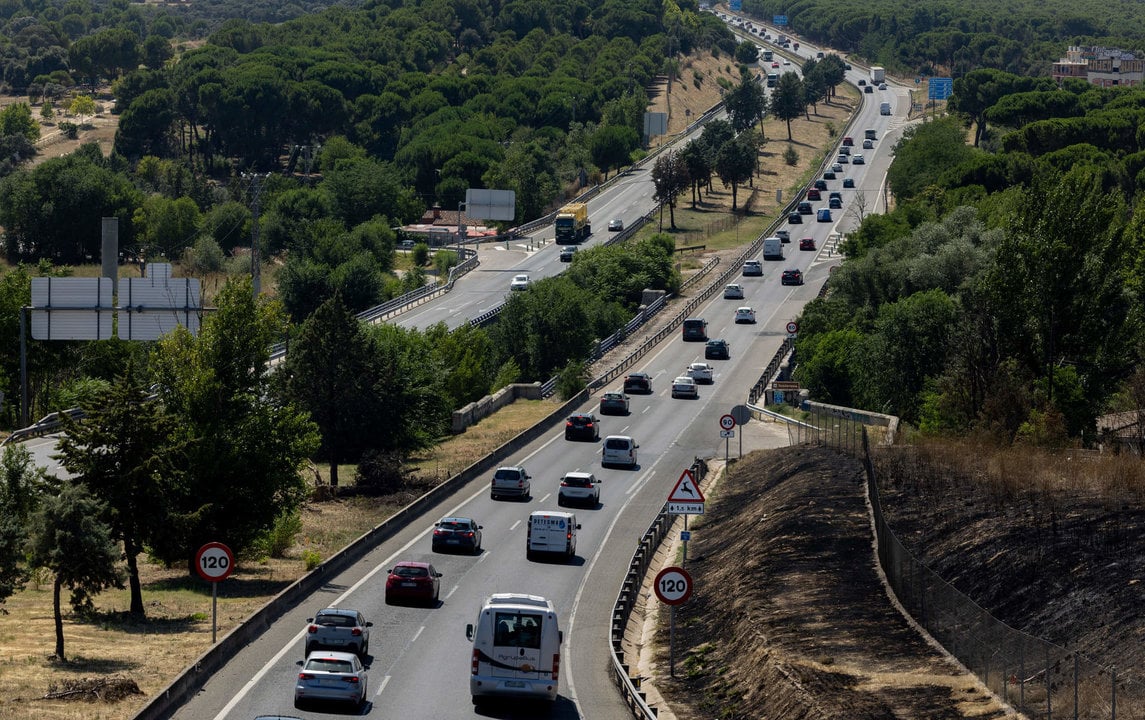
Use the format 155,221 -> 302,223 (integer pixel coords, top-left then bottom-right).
247,173 -> 269,298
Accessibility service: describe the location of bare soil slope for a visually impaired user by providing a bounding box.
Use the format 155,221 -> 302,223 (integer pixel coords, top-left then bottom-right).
657,446 -> 1011,719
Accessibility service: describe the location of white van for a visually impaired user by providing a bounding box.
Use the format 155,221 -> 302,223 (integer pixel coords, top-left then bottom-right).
601,435 -> 638,468
763,236 -> 783,260
466,593 -> 563,705
526,511 -> 579,561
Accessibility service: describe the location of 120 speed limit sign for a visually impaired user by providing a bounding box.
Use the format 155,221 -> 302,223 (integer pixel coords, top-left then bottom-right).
195,542 -> 235,583
654,566 -> 694,606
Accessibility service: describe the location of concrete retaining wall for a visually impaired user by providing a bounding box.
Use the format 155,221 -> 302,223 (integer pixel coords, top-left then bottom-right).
451,382 -> 542,434
132,388 -> 588,720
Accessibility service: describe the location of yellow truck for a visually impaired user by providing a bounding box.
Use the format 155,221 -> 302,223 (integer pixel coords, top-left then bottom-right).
554,202 -> 591,243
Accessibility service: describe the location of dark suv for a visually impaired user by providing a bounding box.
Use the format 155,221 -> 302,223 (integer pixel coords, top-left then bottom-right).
623,372 -> 653,394
565,413 -> 601,441
682,318 -> 708,341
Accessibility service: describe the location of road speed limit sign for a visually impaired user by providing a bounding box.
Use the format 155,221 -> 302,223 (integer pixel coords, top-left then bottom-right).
654,566 -> 694,606
195,542 -> 235,583
786,321 -> 799,334
719,414 -> 736,430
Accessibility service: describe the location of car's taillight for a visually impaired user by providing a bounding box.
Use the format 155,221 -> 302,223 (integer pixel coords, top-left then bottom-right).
565,421 -> 573,427
345,676 -> 360,683
308,625 -> 318,634
560,481 -> 569,487
552,652 -> 560,681
464,531 -> 474,538
433,528 -> 444,536
472,649 -> 480,675
351,627 -> 362,636
299,672 -> 314,680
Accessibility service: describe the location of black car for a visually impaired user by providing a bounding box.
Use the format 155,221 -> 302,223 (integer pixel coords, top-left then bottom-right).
788,212 -> 803,224
623,372 -> 653,394
781,268 -> 804,285
813,179 -> 828,191
823,171 -> 836,180
565,413 -> 601,441
705,339 -> 730,360
431,516 -> 483,554
843,177 -> 856,188
559,246 -> 577,262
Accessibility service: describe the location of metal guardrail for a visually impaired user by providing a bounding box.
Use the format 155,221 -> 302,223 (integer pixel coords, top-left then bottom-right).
609,456 -> 708,719
0,409 -> 86,447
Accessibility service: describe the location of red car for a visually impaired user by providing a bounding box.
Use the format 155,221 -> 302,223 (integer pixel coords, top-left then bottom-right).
806,188 -> 821,201
800,238 -> 816,251
384,561 -> 442,605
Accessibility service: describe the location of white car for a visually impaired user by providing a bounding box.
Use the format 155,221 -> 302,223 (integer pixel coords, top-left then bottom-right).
686,362 -> 714,384
510,274 -> 530,291
852,154 -> 866,165
735,307 -> 757,324
783,59 -> 791,65
295,651 -> 368,709
557,471 -> 600,507
724,283 -> 745,299
671,376 -> 698,398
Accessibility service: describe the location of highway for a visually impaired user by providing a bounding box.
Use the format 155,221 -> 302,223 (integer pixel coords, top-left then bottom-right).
23,15 -> 910,717
171,104 -> 911,717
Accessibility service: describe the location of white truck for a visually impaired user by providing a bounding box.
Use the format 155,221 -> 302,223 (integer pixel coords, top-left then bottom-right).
466,593 -> 563,705
763,236 -> 784,261
870,66 -> 885,84
880,101 -> 891,116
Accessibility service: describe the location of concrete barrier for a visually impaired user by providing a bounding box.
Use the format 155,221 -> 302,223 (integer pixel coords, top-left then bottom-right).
451,382 -> 543,434
132,388 -> 589,720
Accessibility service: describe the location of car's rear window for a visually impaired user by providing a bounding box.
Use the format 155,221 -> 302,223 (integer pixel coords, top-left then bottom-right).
438,521 -> 468,531
306,658 -> 354,673
569,416 -> 591,425
683,320 -> 705,329
394,566 -> 428,578
563,476 -> 592,487
605,438 -> 631,449
316,612 -> 355,627
494,469 -> 521,480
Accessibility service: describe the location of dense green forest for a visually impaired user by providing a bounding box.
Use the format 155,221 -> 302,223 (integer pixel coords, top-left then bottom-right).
793,71 -> 1145,444
740,0 -> 1145,77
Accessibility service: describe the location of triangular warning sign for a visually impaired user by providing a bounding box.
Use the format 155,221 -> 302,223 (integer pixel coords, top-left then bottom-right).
667,469 -> 705,503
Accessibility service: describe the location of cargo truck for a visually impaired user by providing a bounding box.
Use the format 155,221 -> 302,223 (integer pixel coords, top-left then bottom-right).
554,203 -> 591,243
766,73 -> 778,87
870,66 -> 885,84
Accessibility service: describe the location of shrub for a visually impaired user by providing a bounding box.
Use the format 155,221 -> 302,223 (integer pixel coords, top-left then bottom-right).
354,449 -> 408,495
255,510 -> 302,559
411,242 -> 429,266
783,146 -> 799,166
556,360 -> 587,400
58,121 -> 78,138
302,549 -> 322,571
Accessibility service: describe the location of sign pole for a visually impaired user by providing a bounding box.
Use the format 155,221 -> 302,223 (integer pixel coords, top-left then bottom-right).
725,435 -> 729,463
669,606 -> 676,677
195,542 -> 235,645
682,514 -> 689,568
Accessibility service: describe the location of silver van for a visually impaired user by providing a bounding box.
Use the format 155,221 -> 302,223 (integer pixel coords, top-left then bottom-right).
601,435 -> 638,469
